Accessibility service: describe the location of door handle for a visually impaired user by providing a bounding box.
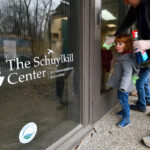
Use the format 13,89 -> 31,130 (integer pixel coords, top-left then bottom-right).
96,11 -> 101,28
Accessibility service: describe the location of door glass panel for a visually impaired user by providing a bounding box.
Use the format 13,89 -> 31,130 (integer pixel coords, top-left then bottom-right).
0,0 -> 80,149
100,0 -> 127,92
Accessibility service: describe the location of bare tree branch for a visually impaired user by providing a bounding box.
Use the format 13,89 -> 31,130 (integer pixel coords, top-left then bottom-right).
23,0 -> 32,37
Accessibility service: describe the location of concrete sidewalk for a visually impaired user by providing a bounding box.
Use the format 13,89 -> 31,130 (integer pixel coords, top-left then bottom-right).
73,96 -> 150,150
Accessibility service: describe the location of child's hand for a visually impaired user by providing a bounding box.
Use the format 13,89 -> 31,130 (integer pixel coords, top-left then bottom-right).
133,40 -> 150,52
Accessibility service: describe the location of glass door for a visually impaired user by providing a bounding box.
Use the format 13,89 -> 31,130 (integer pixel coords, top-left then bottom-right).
91,0 -> 128,122
100,0 -> 127,92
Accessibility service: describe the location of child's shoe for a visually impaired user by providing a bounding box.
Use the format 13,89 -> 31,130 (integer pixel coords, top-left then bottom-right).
117,119 -> 130,128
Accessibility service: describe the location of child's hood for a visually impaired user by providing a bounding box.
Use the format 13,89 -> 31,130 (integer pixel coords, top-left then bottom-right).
116,53 -> 139,73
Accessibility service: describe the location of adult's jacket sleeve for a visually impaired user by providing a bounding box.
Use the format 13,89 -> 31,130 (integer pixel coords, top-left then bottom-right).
115,6 -> 137,36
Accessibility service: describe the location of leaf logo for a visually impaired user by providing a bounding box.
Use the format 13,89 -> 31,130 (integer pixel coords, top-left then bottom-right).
24,133 -> 33,139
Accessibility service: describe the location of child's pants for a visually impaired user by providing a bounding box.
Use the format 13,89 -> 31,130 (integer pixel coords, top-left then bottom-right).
117,90 -> 130,121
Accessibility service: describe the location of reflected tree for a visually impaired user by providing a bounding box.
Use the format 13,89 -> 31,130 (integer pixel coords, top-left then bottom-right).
0,0 -> 53,40
0,0 -> 55,56
23,0 -> 32,37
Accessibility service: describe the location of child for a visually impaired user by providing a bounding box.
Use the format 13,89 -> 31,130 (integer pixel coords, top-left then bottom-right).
108,34 -> 139,128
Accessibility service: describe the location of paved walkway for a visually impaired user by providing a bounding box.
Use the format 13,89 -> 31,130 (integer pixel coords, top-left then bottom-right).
73,96 -> 150,150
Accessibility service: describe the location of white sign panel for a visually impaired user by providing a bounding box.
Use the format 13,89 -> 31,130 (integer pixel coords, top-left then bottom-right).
3,40 -> 17,59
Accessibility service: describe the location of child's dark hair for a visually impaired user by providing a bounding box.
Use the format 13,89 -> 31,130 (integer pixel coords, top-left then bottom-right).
115,34 -> 133,52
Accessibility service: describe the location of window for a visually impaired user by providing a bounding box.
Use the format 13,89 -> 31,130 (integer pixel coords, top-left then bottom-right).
100,0 -> 127,92
0,0 -> 81,149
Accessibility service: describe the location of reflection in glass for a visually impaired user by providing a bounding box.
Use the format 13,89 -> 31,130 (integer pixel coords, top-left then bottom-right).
100,0 -> 126,92
0,0 -> 80,149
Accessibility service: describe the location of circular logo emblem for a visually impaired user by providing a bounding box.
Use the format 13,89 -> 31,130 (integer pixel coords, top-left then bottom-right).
19,122 -> 37,144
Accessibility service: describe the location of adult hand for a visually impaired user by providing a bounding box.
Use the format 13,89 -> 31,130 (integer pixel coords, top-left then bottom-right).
133,40 -> 150,53
104,36 -> 115,45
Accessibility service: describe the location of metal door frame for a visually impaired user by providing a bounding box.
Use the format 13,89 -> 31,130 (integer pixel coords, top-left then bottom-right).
89,0 -> 118,123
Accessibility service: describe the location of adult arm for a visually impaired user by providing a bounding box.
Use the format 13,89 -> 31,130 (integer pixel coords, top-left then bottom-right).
105,6 -> 137,45
115,6 -> 137,36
